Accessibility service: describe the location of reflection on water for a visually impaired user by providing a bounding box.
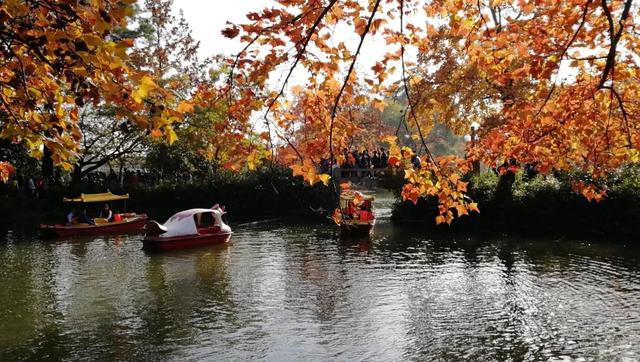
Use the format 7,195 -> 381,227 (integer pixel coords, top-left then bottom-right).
1,193 -> 640,360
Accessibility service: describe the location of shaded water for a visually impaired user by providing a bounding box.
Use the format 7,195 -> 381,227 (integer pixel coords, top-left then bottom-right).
1,194 -> 640,361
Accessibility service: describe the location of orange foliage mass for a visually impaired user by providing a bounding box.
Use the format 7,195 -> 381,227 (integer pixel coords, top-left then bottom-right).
2,0 -> 639,224
216,0 -> 639,223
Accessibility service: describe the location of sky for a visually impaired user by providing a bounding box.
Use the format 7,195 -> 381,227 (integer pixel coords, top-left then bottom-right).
171,0 -> 403,87
173,0 -> 272,59
172,1 -> 587,87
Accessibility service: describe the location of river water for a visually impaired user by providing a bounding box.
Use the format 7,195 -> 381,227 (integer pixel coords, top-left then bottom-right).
1,193 -> 640,361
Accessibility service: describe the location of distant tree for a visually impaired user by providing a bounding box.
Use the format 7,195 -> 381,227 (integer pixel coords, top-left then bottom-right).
70,0 -> 204,182
0,0 -> 185,174
71,106 -> 147,183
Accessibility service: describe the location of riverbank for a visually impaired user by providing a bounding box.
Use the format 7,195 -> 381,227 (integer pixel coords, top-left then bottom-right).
390,169 -> 640,240
0,168 -> 335,226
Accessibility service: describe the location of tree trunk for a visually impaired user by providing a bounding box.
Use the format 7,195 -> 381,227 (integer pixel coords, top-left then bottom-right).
42,146 -> 54,178
71,163 -> 83,184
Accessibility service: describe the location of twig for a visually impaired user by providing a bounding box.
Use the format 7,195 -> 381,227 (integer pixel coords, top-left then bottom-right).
326,0 -> 382,175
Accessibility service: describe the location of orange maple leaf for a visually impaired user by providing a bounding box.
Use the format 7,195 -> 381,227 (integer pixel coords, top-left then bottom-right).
221,24 -> 240,39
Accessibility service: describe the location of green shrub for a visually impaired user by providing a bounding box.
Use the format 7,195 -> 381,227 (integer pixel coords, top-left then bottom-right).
468,171 -> 499,201
512,173 -> 561,201
391,168 -> 640,240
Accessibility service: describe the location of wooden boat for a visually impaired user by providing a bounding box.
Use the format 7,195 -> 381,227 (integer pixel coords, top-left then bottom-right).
334,190 -> 375,236
142,205 -> 232,251
40,192 -> 148,238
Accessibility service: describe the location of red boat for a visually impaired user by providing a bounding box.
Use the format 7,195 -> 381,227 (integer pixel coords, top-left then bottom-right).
333,190 -> 375,236
142,206 -> 232,251
40,216 -> 148,238
40,192 -> 148,238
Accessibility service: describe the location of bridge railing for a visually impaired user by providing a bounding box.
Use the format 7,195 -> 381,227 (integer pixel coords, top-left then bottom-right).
334,168 -> 388,179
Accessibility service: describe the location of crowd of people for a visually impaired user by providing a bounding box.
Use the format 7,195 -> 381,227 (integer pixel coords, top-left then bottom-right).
339,147 -> 389,169
0,173 -> 61,199
319,147 -> 390,174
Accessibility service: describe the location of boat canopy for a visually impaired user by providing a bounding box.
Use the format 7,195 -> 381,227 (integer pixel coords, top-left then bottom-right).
162,208 -> 224,238
339,190 -> 374,201
63,192 -> 129,203
339,190 -> 374,209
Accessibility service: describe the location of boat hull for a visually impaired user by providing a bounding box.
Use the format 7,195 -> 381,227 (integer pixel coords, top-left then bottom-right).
340,222 -> 374,236
142,232 -> 232,251
40,216 -> 148,238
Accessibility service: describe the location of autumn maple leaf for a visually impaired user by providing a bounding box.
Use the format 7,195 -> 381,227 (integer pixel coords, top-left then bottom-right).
0,162 -> 16,183
221,24 -> 240,39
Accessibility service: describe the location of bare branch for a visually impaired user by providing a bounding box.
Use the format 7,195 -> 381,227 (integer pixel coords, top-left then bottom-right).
597,0 -> 633,88
535,0 -> 593,117
328,0 -> 382,172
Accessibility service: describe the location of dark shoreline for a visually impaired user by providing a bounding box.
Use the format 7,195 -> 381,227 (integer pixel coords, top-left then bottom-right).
0,169 -> 336,228
3,168 -> 640,242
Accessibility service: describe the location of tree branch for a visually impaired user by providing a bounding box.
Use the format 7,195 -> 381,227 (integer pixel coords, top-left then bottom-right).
400,0 -> 435,165
262,1 -> 339,162
601,84 -> 632,146
535,0 -> 593,118
597,0 -> 633,88
328,0 -> 382,175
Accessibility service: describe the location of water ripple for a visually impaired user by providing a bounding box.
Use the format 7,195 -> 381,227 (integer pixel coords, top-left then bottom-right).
1,207 -> 640,360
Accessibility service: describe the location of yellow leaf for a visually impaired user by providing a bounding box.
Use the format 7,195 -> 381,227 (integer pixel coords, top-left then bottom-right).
132,75 -> 156,103
468,202 -> 480,213
60,162 -> 74,171
176,100 -> 194,113
383,135 -> 397,145
246,150 -> 260,171
318,174 -> 331,186
455,205 -> 469,217
401,146 -> 414,159
165,128 -> 177,145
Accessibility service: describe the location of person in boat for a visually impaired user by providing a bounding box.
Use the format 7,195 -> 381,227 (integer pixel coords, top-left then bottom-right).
99,203 -> 113,222
359,202 -> 374,221
344,201 -> 356,220
78,209 -> 95,225
66,207 -> 78,225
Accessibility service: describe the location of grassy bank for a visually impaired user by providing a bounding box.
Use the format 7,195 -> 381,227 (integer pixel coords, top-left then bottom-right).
0,168 -> 335,226
389,168 -> 640,240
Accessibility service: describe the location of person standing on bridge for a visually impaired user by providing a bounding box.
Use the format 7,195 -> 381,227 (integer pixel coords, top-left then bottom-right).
372,151 -> 381,168
359,150 -> 370,169
380,148 -> 388,168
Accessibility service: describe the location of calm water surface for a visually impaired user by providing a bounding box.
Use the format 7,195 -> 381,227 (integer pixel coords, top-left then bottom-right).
1,194 -> 640,361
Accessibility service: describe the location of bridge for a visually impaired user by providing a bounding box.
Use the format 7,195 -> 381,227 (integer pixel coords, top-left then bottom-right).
332,167 -> 388,188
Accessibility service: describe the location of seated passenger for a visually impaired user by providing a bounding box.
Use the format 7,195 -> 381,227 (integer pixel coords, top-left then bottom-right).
359,204 -> 373,221
360,209 -> 373,221
78,209 -> 95,225
66,208 -> 78,225
99,203 -> 113,222
344,202 -> 356,219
